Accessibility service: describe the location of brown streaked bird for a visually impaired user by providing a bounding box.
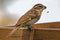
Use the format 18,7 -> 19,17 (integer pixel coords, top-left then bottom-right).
7,3 -> 46,37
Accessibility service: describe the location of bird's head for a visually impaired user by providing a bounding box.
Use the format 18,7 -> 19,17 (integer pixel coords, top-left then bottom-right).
33,3 -> 46,11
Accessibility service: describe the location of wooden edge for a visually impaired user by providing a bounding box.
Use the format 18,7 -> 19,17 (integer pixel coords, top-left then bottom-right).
0,22 -> 60,30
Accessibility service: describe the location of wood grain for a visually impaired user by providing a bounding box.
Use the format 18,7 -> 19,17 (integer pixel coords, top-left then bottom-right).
0,22 -> 60,40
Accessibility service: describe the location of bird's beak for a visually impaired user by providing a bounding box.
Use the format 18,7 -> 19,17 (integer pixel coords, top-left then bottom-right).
44,6 -> 47,9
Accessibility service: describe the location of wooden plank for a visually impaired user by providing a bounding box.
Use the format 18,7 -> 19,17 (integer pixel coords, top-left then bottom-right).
32,22 -> 60,28
0,22 -> 60,40
33,30 -> 60,40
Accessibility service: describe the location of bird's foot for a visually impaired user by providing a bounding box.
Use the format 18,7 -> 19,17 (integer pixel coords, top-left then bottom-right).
26,26 -> 32,31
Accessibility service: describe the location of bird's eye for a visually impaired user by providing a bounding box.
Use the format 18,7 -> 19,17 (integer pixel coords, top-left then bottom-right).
39,6 -> 42,7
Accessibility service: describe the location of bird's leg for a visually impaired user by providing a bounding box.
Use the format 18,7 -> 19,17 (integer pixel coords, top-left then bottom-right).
26,25 -> 32,31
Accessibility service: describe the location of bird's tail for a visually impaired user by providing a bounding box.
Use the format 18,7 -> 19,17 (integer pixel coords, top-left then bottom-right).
6,26 -> 20,37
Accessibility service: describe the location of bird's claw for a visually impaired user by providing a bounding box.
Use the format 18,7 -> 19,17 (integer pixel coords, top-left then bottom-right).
26,26 -> 32,31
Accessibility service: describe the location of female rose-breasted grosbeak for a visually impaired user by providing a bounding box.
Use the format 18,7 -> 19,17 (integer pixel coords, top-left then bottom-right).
7,3 -> 46,37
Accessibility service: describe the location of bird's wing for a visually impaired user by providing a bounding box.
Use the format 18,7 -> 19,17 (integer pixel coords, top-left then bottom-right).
15,10 -> 38,26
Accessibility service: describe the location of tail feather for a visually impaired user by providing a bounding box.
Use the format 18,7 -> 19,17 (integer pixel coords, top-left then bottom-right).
6,26 -> 19,37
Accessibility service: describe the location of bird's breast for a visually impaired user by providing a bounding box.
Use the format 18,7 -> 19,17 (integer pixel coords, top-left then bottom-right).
26,16 -> 40,25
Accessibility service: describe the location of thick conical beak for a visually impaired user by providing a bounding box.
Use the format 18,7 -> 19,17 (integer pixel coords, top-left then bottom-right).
44,6 -> 47,9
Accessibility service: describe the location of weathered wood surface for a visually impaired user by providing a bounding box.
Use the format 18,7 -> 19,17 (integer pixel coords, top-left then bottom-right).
0,22 -> 60,40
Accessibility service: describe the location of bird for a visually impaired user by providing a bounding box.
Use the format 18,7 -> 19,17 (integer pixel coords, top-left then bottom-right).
7,3 -> 46,37
15,3 -> 46,29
